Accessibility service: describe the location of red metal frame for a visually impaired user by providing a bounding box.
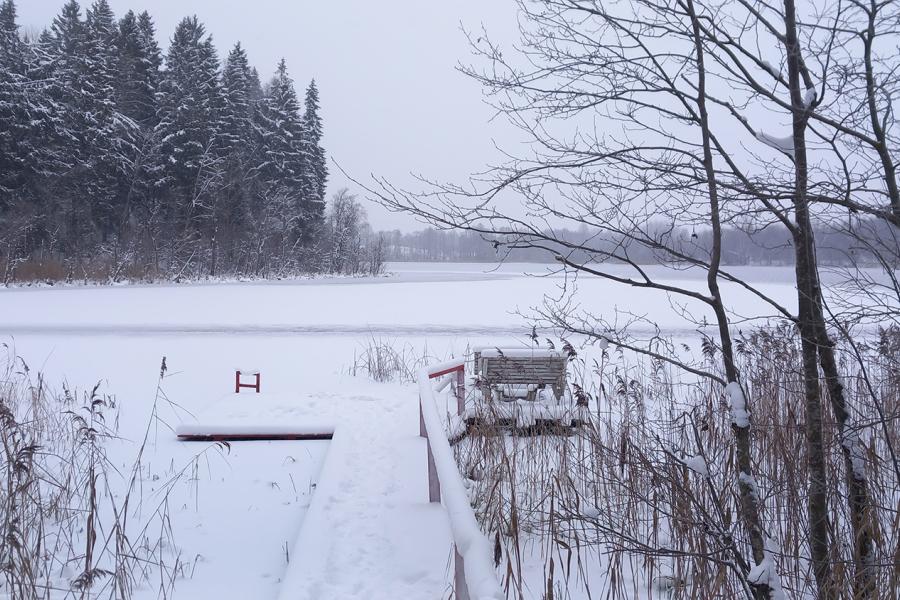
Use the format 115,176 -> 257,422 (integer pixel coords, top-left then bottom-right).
235,370 -> 261,393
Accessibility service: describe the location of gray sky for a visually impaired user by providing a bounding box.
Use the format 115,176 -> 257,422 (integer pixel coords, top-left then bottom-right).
19,0 -> 521,231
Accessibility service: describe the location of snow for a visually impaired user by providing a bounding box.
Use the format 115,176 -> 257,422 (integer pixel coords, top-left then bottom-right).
683,455 -> 709,477
476,347 -> 565,358
755,130 -> 795,156
418,369 -> 504,600
761,60 -> 781,78
582,506 -> 601,519
803,86 -> 817,107
0,262 -> 809,338
275,386 -> 454,599
738,471 -> 760,502
464,400 -> 585,425
841,430 -> 867,480
747,537 -> 786,600
725,381 -> 750,428
0,262 -> 860,598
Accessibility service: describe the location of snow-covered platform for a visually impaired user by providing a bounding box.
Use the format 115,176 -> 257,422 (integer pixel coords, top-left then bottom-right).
176,389 -> 454,599
175,392 -> 337,441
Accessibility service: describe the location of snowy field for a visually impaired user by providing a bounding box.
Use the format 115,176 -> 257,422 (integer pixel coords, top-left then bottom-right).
0,262 -> 826,598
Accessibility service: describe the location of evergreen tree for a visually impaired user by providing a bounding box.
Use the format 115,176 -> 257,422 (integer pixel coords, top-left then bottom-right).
116,10 -> 161,125
0,0 -> 29,201
248,66 -> 263,103
299,79 -> 327,238
0,5 -> 334,279
84,0 -> 140,237
219,42 -> 253,158
210,42 -> 258,270
45,0 -> 96,248
255,59 -> 305,193
150,16 -> 222,208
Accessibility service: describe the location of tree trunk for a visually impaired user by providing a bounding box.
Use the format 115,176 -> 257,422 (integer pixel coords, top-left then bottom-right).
782,0 -> 834,596
685,2 -> 768,594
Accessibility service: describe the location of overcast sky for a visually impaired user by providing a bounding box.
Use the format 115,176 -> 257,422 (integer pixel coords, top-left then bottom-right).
19,0 -> 521,231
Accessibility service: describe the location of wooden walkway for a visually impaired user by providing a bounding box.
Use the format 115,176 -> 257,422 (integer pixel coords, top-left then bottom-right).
178,389 -> 454,599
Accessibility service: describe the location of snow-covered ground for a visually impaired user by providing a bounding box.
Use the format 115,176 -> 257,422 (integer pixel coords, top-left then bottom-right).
0,262 -> 834,598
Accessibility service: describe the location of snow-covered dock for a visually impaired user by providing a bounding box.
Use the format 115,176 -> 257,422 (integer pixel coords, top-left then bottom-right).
177,389 -> 456,599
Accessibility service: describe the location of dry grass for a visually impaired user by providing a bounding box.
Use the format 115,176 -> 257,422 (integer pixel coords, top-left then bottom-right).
450,326 -> 900,598
348,337 -> 435,383
0,348 -> 189,599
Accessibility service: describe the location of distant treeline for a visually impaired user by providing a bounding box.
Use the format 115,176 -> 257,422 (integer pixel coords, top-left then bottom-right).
0,0 -> 338,282
380,220 -> 896,266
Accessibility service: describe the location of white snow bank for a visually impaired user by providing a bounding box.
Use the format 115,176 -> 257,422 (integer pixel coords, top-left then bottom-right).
418,368 -> 504,600
725,381 -> 750,428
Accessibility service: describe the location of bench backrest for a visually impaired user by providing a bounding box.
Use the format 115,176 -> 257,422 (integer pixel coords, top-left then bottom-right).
473,349 -> 568,399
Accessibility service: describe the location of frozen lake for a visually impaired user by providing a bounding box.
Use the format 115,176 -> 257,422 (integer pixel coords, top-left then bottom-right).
0,261 -> 808,338
0,261 -> 863,599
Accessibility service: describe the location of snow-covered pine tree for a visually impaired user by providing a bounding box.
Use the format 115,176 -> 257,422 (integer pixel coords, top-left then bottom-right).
1,4 -> 334,279
116,10 -> 161,126
0,0 -> 30,202
219,42 -> 253,160
299,79 -> 327,243
44,0 -> 97,250
211,42 -> 259,271
84,0 -> 140,239
254,59 -> 306,248
255,59 -> 304,188
149,16 -> 223,219
248,66 -> 263,104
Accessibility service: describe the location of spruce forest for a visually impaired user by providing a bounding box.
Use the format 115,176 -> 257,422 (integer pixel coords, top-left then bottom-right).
0,0 -> 337,282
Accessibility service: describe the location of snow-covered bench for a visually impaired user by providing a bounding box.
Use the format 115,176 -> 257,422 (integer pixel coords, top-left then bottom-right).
473,348 -> 569,403
469,348 -> 582,430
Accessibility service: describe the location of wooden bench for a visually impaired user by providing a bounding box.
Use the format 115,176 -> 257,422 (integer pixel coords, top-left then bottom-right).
473,348 -> 569,403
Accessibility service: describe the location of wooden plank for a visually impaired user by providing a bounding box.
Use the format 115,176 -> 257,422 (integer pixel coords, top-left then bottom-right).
177,432 -> 333,442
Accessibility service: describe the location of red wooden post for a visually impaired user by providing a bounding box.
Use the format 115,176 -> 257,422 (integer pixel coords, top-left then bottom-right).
235,370 -> 261,393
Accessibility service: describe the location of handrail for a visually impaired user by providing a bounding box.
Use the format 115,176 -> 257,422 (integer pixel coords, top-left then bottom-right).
418,359 -> 503,600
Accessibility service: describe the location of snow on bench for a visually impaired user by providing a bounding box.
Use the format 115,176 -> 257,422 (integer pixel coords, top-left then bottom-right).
473,347 -> 569,402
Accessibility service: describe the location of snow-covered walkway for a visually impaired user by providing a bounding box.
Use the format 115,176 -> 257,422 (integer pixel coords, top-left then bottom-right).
178,388 -> 454,600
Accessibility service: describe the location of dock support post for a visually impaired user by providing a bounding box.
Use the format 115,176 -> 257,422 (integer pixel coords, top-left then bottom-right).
455,545 -> 469,600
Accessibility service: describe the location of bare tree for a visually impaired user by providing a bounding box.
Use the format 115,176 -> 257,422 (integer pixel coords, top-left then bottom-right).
356,0 -> 900,596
